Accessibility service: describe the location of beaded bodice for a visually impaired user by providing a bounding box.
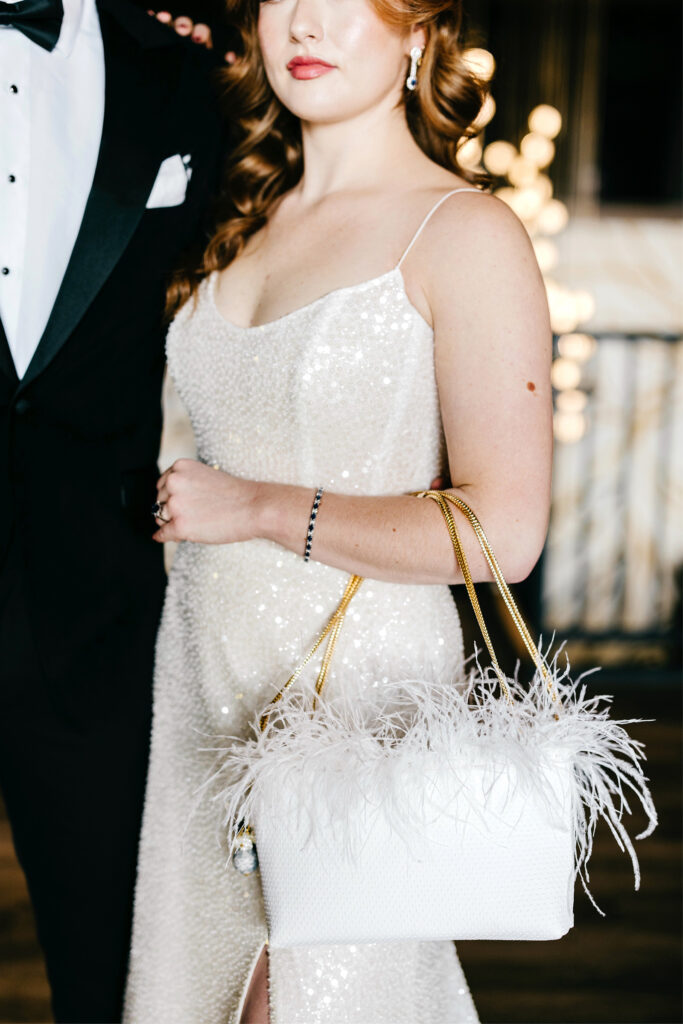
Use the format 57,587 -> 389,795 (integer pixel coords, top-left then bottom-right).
166,264 -> 446,497
165,187 -> 484,497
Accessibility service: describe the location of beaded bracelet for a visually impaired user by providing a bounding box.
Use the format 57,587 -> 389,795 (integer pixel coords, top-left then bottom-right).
303,486 -> 324,562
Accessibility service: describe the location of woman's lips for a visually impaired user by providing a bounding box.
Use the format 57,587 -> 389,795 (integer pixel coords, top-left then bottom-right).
287,56 -> 336,80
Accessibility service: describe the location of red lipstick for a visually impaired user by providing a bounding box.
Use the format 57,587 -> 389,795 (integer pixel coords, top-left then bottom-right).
287,55 -> 336,80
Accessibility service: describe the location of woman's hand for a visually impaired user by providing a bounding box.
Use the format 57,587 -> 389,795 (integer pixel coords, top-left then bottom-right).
152,459 -> 261,545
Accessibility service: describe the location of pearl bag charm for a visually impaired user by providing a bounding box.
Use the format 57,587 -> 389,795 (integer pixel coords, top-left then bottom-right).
406,46 -> 423,91
232,824 -> 259,875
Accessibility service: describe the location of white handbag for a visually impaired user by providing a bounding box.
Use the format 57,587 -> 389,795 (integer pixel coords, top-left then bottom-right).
214,491 -> 657,947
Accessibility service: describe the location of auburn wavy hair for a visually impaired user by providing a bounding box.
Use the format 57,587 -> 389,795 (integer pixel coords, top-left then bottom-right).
165,0 -> 492,321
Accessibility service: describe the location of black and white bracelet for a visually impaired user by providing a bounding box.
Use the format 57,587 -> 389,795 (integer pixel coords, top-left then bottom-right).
303,486 -> 324,562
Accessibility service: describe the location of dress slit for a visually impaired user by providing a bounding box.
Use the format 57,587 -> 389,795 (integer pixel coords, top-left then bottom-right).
236,939 -> 269,1024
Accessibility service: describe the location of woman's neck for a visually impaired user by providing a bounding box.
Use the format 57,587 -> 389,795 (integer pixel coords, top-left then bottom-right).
295,101 -> 429,203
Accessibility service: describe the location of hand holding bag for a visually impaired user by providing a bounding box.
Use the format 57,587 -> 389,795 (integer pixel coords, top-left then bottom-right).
209,490 -> 657,947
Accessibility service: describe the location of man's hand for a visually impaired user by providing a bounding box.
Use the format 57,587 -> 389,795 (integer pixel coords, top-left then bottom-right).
146,10 -> 237,63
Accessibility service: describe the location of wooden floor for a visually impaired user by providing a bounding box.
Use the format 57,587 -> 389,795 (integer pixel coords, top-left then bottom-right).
0,680 -> 680,1024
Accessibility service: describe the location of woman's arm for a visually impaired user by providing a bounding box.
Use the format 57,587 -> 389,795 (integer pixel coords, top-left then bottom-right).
154,193 -> 553,586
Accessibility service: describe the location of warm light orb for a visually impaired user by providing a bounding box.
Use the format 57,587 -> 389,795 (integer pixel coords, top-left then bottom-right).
550,308 -> 581,335
551,358 -> 582,390
533,238 -> 559,272
511,186 -> 544,220
557,333 -> 597,361
538,198 -> 569,234
529,174 -> 554,202
520,132 -> 555,168
528,104 -> 563,139
574,290 -> 596,322
507,154 -> 539,187
556,389 -> 588,413
492,186 -> 517,206
553,411 -> 586,443
458,136 -> 483,168
546,281 -> 581,334
473,94 -> 496,131
462,47 -> 496,81
483,140 -> 517,176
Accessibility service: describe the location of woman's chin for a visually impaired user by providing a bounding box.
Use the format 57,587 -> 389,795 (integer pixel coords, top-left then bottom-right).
279,94 -> 376,128
284,101 -> 354,125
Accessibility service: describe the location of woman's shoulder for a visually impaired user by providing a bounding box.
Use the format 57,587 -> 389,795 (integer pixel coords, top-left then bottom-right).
418,174 -> 523,238
396,172 -> 545,332
406,178 -> 537,285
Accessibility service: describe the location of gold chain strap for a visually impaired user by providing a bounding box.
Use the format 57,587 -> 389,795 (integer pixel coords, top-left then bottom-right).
259,574 -> 363,730
259,490 -> 558,731
420,491 -> 513,702
415,491 -> 558,705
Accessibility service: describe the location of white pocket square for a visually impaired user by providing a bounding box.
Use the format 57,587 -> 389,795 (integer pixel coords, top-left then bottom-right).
146,153 -> 192,209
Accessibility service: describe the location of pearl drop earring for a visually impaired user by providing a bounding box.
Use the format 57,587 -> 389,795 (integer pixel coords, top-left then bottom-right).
406,46 -> 423,91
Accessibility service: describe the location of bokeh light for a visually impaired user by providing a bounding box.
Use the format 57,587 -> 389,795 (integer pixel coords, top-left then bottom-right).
546,281 -> 584,334
538,198 -> 569,234
551,357 -> 582,390
496,186 -> 544,220
533,237 -> 559,272
553,411 -> 586,443
508,154 -> 539,187
483,140 -> 517,176
514,188 -> 545,219
528,104 -> 563,139
556,389 -> 588,413
574,290 -> 596,322
557,333 -> 597,361
520,132 -> 556,168
529,173 -> 554,202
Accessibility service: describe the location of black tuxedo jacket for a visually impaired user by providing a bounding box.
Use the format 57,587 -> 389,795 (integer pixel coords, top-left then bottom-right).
0,0 -> 225,713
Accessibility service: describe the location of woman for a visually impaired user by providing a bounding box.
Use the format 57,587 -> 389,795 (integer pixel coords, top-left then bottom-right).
123,0 -> 553,1017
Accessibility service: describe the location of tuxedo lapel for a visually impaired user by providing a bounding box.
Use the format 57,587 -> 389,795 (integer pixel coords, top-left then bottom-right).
19,0 -> 178,391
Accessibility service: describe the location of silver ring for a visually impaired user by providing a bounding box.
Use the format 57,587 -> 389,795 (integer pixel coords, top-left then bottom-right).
152,501 -> 170,523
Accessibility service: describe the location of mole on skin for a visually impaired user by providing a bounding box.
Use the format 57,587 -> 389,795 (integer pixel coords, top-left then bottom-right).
526,381 -> 536,392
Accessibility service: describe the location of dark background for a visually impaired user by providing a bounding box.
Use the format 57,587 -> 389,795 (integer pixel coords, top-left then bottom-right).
466,0 -> 682,207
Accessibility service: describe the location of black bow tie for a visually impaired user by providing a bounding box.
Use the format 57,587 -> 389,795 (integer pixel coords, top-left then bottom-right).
0,0 -> 64,52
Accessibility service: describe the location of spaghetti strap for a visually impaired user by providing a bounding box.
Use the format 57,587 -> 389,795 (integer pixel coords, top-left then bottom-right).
396,187 -> 485,269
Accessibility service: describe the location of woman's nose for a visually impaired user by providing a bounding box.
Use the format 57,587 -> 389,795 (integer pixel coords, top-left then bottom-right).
289,0 -> 323,43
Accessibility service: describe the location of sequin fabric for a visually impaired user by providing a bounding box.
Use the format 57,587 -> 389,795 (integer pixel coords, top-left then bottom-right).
123,258 -> 480,1023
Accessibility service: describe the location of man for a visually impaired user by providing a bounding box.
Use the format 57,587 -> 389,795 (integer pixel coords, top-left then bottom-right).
0,1 -> 225,1018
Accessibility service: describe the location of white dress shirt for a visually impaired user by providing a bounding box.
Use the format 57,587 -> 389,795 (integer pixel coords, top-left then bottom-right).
0,0 -> 105,378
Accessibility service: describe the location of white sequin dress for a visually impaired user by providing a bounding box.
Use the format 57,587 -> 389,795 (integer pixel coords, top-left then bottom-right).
124,189 -> 482,1024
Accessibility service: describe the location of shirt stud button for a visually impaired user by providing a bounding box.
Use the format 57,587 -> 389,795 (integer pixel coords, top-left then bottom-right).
8,175 -> 16,183
1,268 -> 9,275
9,85 -> 18,94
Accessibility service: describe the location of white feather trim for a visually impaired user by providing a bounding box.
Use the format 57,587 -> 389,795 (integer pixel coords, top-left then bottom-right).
200,643 -> 657,916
